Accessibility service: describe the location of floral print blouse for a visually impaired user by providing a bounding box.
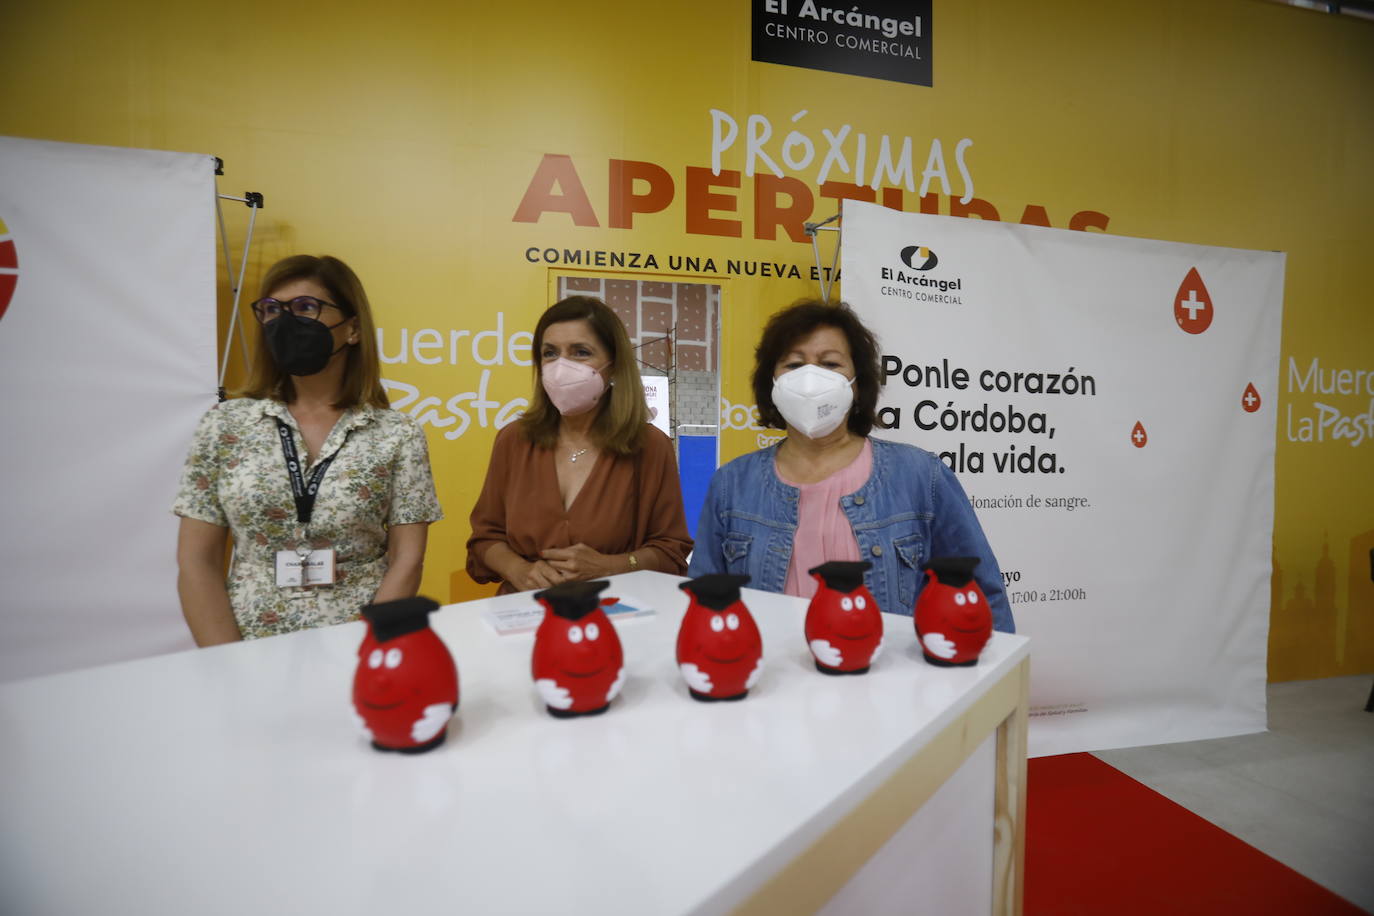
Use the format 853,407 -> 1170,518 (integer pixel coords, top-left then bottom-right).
173,398 -> 442,639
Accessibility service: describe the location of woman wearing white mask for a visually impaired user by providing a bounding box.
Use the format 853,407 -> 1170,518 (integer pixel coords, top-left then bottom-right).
466,296 -> 692,593
689,300 -> 1013,631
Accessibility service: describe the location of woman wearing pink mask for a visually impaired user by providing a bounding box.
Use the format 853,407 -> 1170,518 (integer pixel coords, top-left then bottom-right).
466,296 -> 692,593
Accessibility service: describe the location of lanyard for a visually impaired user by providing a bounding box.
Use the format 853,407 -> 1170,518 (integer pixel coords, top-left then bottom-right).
275,418 -> 336,527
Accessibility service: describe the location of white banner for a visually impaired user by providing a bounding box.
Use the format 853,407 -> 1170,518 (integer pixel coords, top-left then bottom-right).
841,200 -> 1284,756
0,137 -> 216,682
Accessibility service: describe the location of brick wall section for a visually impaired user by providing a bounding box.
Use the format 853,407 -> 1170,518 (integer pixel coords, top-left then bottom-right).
675,370 -> 719,432
605,279 -> 638,338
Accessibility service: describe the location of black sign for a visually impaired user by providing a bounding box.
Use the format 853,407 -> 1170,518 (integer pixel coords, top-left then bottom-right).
752,0 -> 932,87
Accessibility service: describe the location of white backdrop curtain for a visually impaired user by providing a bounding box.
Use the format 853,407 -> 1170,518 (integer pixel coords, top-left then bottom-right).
0,137 -> 216,682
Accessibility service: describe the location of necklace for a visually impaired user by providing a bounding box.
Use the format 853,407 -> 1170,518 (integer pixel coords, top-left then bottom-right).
568,448 -> 589,463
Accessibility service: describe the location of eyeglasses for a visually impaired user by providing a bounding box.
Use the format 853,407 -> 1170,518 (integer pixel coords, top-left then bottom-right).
250,296 -> 346,323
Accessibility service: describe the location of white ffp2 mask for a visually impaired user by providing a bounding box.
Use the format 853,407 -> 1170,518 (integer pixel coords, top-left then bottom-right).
771,364 -> 855,439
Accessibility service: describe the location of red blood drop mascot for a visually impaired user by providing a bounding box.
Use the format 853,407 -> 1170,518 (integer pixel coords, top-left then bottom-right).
804,560 -> 884,675
914,556 -> 993,667
352,596 -> 459,754
531,580 -> 626,718
676,573 -> 763,701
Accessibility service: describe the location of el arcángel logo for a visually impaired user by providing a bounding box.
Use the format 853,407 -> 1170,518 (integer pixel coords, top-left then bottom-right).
899,245 -> 938,270
879,243 -> 963,303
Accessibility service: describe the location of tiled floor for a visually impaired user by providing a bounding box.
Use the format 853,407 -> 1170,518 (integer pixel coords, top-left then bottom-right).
1095,675 -> 1374,914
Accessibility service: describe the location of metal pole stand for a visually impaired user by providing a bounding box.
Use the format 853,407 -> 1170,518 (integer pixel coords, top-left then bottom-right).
804,212 -> 841,304
213,162 -> 265,401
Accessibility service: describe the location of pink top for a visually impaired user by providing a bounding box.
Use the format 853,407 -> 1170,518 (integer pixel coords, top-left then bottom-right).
776,438 -> 874,600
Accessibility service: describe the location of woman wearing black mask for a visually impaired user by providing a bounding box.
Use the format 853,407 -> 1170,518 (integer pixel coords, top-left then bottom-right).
173,255 -> 441,644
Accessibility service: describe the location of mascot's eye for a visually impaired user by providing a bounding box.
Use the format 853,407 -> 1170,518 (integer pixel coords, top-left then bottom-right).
726,613 -> 740,630
568,625 -> 584,644
710,615 -> 725,632
954,592 -> 967,606
855,595 -> 867,610
368,649 -> 383,669
966,590 -> 979,604
384,648 -> 403,669
585,622 -> 600,641
840,597 -> 854,611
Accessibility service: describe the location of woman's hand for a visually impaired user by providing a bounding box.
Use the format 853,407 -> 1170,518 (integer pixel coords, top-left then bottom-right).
540,543 -> 622,581
475,542 -> 569,592
510,558 -> 570,592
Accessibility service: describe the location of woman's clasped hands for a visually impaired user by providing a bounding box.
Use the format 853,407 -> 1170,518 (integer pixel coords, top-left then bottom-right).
527,543 -> 623,589
507,543 -> 622,591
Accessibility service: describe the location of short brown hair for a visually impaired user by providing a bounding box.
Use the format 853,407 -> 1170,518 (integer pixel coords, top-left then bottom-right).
751,299 -> 880,437
520,296 -> 649,455
239,255 -> 388,409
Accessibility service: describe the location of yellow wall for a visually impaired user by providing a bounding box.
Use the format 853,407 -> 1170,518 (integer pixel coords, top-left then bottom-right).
4,0 -> 1370,678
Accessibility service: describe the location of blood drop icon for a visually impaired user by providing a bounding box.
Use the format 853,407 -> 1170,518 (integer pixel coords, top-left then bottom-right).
1174,267 -> 1213,335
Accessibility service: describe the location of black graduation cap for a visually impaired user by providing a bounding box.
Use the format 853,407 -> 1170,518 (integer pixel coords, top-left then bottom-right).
679,573 -> 751,611
361,596 -> 441,643
535,580 -> 611,620
924,556 -> 980,587
808,561 -> 872,593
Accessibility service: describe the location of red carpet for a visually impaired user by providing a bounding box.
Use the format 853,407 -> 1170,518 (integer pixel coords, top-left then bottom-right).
1025,753 -> 1368,915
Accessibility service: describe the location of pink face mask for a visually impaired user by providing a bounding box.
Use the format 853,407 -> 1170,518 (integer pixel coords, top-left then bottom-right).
541,357 -> 608,416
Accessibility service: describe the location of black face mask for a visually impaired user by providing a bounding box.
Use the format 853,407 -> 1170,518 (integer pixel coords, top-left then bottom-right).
264,313 -> 348,376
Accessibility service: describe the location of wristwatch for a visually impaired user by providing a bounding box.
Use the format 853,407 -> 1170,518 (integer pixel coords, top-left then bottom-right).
627,552 -> 639,571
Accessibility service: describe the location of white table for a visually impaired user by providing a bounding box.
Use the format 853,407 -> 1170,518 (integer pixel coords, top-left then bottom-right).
0,571 -> 1029,915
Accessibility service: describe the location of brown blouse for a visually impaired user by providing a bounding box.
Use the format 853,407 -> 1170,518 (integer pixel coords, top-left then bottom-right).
466,422 -> 693,592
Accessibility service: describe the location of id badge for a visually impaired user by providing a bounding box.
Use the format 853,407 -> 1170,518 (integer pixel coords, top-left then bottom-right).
275,549 -> 337,587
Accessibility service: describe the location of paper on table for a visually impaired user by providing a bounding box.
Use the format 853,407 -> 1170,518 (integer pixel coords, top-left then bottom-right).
482,596 -> 655,636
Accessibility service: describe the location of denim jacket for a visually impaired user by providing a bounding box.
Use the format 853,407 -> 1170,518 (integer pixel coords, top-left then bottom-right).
688,437 -> 1014,632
